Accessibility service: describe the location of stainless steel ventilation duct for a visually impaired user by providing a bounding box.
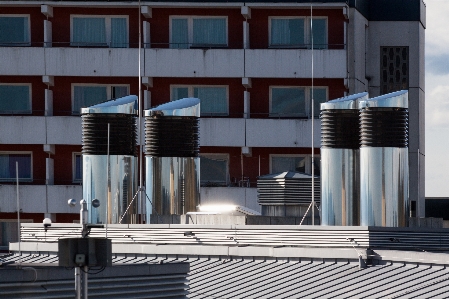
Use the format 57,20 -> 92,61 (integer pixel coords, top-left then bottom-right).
359,90 -> 409,227
145,98 -> 200,216
81,95 -> 138,224
320,92 -> 368,226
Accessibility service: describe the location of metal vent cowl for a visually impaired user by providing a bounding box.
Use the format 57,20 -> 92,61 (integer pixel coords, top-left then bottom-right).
145,116 -> 199,157
82,114 -> 137,156
360,107 -> 408,148
321,109 -> 359,149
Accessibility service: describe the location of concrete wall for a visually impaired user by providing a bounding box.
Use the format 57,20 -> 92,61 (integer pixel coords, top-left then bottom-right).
0,185 -> 81,214
0,48 -> 346,79
366,21 -> 425,216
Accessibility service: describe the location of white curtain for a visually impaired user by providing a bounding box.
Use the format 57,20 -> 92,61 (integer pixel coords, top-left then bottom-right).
111,18 -> 128,48
194,87 -> 227,115
73,86 -> 107,114
0,85 -> 30,113
171,87 -> 189,101
310,19 -> 326,49
0,17 -> 29,45
171,18 -> 189,48
72,18 -> 106,46
310,88 -> 327,118
193,18 -> 226,46
271,19 -> 304,46
272,157 -> 305,174
270,87 -> 305,117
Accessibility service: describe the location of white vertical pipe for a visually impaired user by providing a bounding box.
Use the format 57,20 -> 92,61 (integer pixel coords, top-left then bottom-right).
75,267 -> 81,299
138,0 -> 144,224
83,265 -> 88,299
106,123 -> 110,238
16,162 -> 21,264
311,5 -> 315,225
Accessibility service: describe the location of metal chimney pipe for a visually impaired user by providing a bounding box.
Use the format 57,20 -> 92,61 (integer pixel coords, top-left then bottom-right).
359,90 -> 409,227
81,96 -> 138,224
320,92 -> 368,226
145,98 -> 200,216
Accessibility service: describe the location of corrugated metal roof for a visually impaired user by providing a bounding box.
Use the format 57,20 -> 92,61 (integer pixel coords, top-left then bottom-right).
2,253 -> 449,298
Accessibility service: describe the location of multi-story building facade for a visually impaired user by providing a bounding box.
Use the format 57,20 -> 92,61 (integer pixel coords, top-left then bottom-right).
0,0 -> 425,224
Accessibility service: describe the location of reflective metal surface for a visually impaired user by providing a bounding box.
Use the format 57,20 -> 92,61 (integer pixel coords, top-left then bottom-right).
83,155 -> 138,224
320,92 -> 368,110
146,157 -> 200,215
81,95 -> 138,114
360,147 -> 409,227
321,148 -> 360,225
358,90 -> 408,109
145,98 -> 200,117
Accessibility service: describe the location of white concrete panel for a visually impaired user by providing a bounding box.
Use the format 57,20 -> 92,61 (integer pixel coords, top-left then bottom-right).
0,185 -> 46,213
0,117 -> 46,144
366,21 -> 423,89
0,48 -> 45,75
46,117 -> 82,145
201,187 -> 260,213
244,49 -> 346,78
347,8 -> 368,93
199,118 -> 246,147
145,49 -> 244,78
245,119 -> 320,148
47,185 -> 82,214
45,48 -> 140,77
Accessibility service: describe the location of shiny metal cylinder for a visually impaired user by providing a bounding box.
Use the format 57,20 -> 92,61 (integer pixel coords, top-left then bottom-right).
81,95 -> 138,224
359,90 -> 409,227
145,98 -> 200,216
83,155 -> 137,224
146,157 -> 200,215
320,92 -> 368,226
360,147 -> 408,226
321,148 -> 360,225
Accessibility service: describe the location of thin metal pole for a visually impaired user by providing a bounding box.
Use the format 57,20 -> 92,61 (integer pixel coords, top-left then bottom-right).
311,5 -> 315,225
138,0 -> 144,223
16,162 -> 21,265
75,267 -> 81,299
83,265 -> 88,299
106,123 -> 110,238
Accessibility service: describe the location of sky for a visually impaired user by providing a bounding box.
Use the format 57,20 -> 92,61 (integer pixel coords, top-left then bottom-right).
424,0 -> 449,196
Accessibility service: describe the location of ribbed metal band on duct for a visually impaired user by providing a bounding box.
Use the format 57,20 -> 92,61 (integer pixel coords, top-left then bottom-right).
82,114 -> 137,155
321,109 -> 360,149
360,108 -> 408,147
145,116 -> 199,157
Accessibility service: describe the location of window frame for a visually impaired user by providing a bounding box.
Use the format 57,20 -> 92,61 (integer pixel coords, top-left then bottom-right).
0,151 -> 33,182
70,14 -> 129,48
269,86 -> 327,118
72,152 -> 82,183
71,83 -> 130,115
269,154 -> 320,176
0,14 -> 31,46
0,83 -> 32,114
200,153 -> 230,187
169,15 -> 228,48
170,84 -> 229,116
268,16 -> 328,49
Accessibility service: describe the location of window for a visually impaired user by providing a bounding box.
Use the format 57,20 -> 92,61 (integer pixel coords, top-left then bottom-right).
269,17 -> 327,49
73,153 -> 82,183
0,84 -> 31,114
71,15 -> 128,48
381,47 -> 409,94
0,152 -> 32,182
72,84 -> 129,114
200,154 -> 229,186
171,85 -> 228,116
270,86 -> 326,118
170,16 -> 227,48
0,15 -> 30,46
270,155 -> 320,176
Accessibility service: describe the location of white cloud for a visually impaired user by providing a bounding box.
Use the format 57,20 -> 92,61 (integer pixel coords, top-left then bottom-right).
425,1 -> 449,57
